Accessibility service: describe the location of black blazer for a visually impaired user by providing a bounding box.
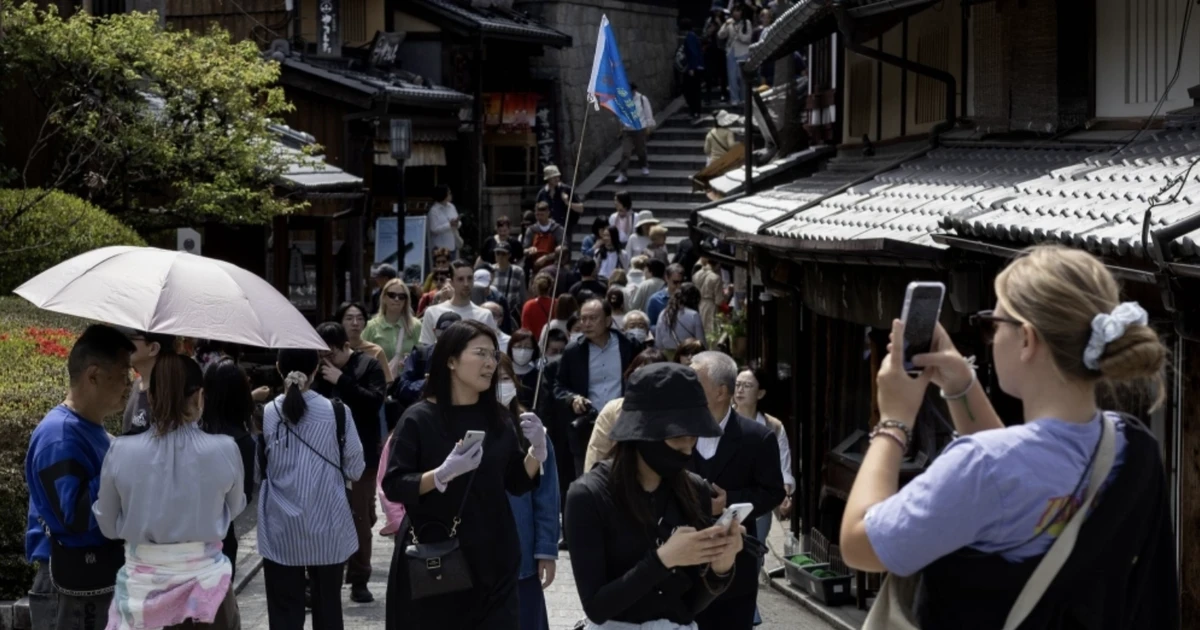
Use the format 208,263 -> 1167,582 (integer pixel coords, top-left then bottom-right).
552,329 -> 642,408
691,410 -> 785,599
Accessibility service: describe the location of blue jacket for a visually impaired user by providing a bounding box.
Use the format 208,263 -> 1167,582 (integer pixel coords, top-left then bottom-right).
646,288 -> 670,326
391,343 -> 435,406
508,440 -> 560,579
685,32 -> 704,71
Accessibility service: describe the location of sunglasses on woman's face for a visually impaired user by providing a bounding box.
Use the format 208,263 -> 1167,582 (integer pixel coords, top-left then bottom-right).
386,291 -> 407,301
969,309 -> 1023,344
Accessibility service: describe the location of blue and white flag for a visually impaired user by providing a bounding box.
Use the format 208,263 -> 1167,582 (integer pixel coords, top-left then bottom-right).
587,15 -> 644,130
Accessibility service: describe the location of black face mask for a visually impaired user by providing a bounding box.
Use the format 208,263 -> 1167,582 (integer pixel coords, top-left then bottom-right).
636,440 -> 693,478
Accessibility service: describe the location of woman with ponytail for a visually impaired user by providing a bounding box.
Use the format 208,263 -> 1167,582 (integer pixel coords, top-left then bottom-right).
94,353 -> 245,629
842,245 -> 1178,629
257,349 -> 366,630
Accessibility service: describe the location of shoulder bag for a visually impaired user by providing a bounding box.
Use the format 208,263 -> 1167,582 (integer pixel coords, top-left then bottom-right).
863,415 -> 1116,630
404,463 -> 478,599
37,516 -> 124,597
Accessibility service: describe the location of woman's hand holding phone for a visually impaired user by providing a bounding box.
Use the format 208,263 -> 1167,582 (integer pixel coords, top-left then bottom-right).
656,527 -> 727,569
907,322 -> 973,395
877,319 -> 933,429
708,520 -> 744,575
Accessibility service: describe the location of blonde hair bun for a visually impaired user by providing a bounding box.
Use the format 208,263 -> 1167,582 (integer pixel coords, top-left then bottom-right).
1096,324 -> 1167,382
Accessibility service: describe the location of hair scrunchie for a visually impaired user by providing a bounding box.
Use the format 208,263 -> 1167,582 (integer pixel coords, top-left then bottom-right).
1083,302 -> 1148,371
283,371 -> 309,390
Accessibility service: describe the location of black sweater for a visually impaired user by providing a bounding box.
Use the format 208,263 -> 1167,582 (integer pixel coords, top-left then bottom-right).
564,462 -> 735,625
915,417 -> 1179,629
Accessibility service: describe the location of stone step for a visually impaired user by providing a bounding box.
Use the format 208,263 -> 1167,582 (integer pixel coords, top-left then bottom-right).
647,140 -> 709,152
638,153 -> 710,168
592,184 -> 705,203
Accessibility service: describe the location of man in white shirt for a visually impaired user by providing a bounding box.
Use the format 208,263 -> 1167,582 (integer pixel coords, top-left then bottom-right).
614,83 -> 655,184
426,184 -> 461,259
419,260 -> 497,345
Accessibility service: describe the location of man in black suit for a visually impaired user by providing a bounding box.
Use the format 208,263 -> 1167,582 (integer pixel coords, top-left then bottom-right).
689,350 -> 785,630
553,297 -> 642,478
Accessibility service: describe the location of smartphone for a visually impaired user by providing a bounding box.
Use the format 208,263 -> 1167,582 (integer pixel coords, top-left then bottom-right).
459,430 -> 486,451
900,281 -> 946,372
715,502 -> 754,529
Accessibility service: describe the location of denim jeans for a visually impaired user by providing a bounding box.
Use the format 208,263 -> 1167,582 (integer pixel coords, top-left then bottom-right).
727,51 -> 747,105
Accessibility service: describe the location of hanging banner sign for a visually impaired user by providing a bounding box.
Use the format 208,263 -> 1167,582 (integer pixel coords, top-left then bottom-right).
315,0 -> 341,57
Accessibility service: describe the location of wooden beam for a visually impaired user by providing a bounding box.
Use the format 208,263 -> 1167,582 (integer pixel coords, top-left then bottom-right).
1180,338 -> 1200,626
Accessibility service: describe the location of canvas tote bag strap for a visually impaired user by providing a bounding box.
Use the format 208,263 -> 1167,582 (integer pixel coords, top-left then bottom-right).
1000,415 -> 1117,630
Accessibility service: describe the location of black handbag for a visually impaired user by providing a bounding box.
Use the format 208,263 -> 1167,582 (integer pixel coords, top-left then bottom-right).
403,465 -> 478,600
37,516 -> 124,596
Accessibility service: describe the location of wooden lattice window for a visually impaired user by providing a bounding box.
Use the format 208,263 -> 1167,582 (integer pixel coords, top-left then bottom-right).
915,25 -> 950,125
342,0 -> 366,44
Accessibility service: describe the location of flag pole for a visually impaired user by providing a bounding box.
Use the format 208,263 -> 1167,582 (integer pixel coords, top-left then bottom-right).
531,103 -> 592,411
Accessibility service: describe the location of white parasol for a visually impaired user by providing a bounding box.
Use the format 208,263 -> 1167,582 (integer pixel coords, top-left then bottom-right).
14,246 -> 327,350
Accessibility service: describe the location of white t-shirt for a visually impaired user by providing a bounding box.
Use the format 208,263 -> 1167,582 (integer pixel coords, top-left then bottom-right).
419,301 -> 497,345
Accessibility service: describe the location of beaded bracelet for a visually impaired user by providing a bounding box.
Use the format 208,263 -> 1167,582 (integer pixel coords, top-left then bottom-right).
877,419 -> 913,447
869,429 -> 907,452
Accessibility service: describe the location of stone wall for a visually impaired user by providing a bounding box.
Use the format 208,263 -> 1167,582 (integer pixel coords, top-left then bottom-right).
518,0 -> 680,181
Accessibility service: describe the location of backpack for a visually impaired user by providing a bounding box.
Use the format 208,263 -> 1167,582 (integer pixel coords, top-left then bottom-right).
258,399 -> 349,502
674,43 -> 687,73
530,230 -> 557,256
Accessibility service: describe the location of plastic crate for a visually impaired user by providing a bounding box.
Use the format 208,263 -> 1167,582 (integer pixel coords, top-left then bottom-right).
783,558 -> 854,606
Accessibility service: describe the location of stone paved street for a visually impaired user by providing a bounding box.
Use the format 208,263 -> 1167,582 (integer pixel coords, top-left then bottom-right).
236,505 -> 837,629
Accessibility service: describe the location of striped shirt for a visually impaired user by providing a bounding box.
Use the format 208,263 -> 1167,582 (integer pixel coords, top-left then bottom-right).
256,391 -> 365,566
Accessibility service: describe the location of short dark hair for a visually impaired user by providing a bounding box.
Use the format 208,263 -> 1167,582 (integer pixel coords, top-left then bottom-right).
433,184 -> 451,203
615,190 -> 633,211
578,258 -> 597,277
334,301 -> 369,324
423,321 -> 507,431
647,258 -> 667,279
546,328 -> 569,347
316,322 -> 349,348
591,216 -> 609,237
451,259 -> 474,274
555,293 -> 579,320
68,324 -> 135,383
606,286 -> 626,311
630,82 -> 639,91
201,358 -> 254,437
667,263 -> 686,279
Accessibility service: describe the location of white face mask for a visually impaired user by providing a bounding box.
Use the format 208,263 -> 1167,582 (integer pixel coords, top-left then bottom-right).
627,327 -> 648,342
498,381 -> 518,406
513,348 -> 534,365
570,332 -> 584,344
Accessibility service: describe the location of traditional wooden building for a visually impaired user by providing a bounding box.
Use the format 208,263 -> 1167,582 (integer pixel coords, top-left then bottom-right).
693,0 -> 1200,623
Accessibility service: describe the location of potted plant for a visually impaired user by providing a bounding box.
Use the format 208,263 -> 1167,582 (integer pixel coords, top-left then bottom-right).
713,307 -> 747,360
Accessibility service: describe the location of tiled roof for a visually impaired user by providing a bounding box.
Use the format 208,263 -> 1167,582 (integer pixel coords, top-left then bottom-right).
270,125 -> 363,190
280,55 -> 472,105
946,131 -> 1200,258
708,147 -> 827,194
698,149 -> 916,236
703,130 -> 1200,259
413,0 -> 571,47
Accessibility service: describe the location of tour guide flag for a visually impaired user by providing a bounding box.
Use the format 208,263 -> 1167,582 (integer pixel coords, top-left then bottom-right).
587,15 -> 644,130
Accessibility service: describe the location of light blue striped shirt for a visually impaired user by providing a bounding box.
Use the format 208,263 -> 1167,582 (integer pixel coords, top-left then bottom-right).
256,391 -> 365,566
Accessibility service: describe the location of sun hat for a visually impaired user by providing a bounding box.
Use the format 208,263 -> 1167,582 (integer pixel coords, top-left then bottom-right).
634,211 -> 661,231
543,165 -> 563,181
714,110 -> 739,127
607,363 -> 723,442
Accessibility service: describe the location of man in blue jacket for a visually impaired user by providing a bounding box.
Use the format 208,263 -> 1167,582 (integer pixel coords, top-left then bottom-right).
26,324 -> 135,630
680,18 -> 706,121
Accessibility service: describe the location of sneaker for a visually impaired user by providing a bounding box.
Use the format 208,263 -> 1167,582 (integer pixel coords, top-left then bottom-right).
615,174 -> 628,184
641,167 -> 650,176
350,583 -> 374,603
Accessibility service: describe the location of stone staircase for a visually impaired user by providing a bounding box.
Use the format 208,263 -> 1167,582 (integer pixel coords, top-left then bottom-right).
572,106 -> 720,250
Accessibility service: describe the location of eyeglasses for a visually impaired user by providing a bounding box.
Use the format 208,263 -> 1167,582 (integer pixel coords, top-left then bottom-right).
734,381 -> 756,391
385,291 -> 407,301
466,347 -> 503,363
969,309 -> 1024,344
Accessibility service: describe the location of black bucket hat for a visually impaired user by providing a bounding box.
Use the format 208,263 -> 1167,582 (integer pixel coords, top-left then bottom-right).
608,363 -> 723,442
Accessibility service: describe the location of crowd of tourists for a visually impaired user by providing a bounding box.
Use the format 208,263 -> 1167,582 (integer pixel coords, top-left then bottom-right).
21,167 -> 1179,630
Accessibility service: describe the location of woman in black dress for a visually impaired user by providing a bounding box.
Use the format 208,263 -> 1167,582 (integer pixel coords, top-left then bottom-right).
565,363 -> 745,629
382,320 -> 548,629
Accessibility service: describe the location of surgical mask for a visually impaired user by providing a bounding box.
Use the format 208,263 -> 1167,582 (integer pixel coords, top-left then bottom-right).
497,381 -> 517,406
513,348 -> 534,366
635,440 -> 692,478
627,327 -> 648,342
570,332 -> 584,344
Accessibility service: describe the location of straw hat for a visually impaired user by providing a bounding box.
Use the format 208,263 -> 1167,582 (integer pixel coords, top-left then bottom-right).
543,165 -> 562,181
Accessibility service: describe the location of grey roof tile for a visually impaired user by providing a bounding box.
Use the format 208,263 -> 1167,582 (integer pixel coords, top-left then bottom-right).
415,0 -> 570,46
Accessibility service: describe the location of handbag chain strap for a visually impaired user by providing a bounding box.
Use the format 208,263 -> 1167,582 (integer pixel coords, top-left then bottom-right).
410,460 -> 478,544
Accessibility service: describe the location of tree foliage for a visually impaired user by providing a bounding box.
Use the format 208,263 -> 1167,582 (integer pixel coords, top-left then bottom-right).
0,188 -> 146,293
0,2 -> 304,230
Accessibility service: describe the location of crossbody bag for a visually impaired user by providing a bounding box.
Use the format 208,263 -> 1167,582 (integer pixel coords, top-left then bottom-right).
404,461 -> 478,599
259,400 -> 351,504
863,415 -> 1117,630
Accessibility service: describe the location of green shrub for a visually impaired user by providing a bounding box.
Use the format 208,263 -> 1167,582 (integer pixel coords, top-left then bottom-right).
0,297 -> 99,601
0,188 -> 145,295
